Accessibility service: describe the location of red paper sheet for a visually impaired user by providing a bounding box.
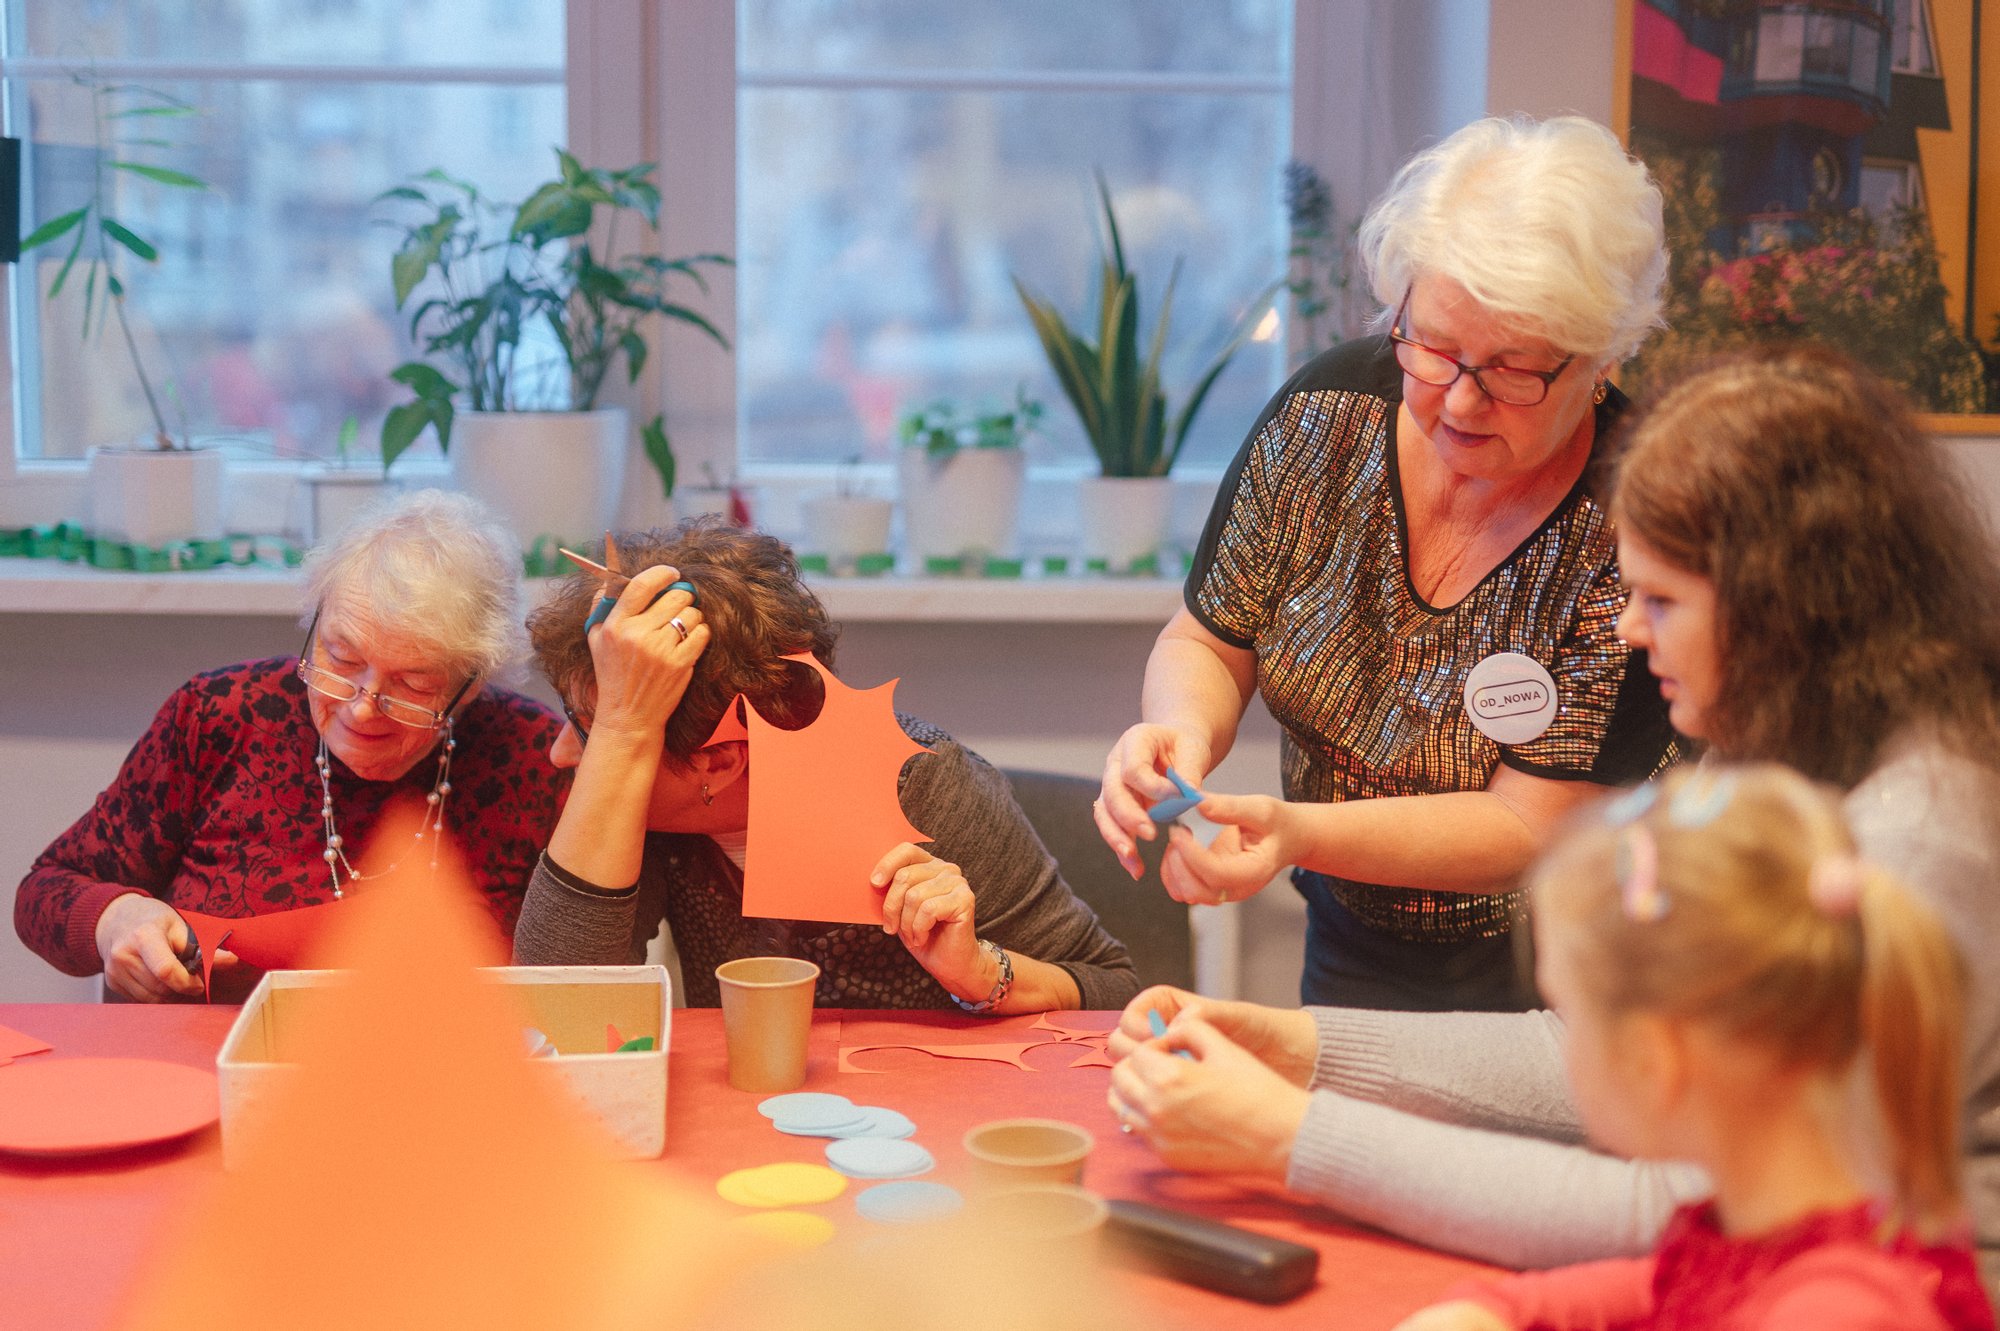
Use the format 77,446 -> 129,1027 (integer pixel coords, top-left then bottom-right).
175,901 -> 355,1002
839,1041 -> 1049,1074
742,654 -> 932,926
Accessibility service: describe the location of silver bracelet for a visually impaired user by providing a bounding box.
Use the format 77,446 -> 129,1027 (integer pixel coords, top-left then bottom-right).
950,938 -> 1015,1014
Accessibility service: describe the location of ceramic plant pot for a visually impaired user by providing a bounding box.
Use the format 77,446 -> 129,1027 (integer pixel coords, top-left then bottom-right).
448,408 -> 627,546
897,446 -> 1026,563
86,444 -> 226,547
1077,474 -> 1173,571
300,465 -> 401,545
799,493 -> 895,572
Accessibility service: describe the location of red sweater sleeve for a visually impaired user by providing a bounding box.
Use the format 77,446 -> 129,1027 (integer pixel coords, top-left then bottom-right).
1454,1256 -> 1658,1330
13,682 -> 204,975
1749,1247 -> 1959,1330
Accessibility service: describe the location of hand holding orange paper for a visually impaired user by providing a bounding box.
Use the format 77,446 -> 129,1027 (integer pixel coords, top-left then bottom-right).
741,654 -> 933,926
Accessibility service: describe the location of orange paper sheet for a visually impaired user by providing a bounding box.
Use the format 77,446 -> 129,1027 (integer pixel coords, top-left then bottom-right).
0,1022 -> 53,1068
742,654 -> 932,926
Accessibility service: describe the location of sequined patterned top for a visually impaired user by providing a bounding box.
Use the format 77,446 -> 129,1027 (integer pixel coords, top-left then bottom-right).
1187,337 -> 1674,943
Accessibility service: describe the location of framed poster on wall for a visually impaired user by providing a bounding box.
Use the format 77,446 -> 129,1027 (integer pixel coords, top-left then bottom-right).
1615,0 -> 2000,432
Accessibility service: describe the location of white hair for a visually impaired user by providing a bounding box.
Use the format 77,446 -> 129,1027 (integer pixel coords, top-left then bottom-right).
1357,115 -> 1668,365
300,488 -> 528,683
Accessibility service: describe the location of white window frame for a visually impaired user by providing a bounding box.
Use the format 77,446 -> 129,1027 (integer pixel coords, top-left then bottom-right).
0,3 -> 1362,539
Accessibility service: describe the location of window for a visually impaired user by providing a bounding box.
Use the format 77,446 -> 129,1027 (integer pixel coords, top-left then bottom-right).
1893,0 -> 1938,76
2,1 -> 564,462
736,1 -> 1293,471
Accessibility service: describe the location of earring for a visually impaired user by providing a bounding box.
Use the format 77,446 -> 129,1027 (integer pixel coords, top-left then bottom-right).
1592,380 -> 1609,405
701,781 -> 714,806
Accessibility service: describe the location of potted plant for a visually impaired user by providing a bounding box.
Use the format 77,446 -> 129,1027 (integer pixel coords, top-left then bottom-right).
800,454 -> 894,574
299,418 -> 401,543
894,388 -> 1040,569
19,77 -> 217,549
377,150 -> 730,543
1014,172 -> 1272,571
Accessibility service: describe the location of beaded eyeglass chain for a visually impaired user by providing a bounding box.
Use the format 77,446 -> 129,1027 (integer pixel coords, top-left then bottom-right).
314,723 -> 454,898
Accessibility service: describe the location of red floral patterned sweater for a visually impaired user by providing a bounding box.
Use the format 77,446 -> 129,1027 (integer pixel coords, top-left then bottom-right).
1460,1200 -> 1995,1330
14,658 -> 568,1001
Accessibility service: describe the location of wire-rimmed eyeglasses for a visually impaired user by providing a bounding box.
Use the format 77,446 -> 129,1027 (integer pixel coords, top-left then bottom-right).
1388,291 -> 1575,407
296,609 -> 474,730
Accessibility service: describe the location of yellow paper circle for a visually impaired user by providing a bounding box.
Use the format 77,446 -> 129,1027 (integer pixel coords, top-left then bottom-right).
716,1162 -> 850,1208
731,1210 -> 838,1248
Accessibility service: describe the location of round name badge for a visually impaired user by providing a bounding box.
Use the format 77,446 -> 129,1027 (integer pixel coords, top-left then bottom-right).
1462,652 -> 1559,746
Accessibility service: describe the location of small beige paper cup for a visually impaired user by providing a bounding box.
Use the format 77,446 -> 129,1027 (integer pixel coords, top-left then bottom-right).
969,1183 -> 1109,1245
962,1117 -> 1096,1187
715,956 -> 820,1093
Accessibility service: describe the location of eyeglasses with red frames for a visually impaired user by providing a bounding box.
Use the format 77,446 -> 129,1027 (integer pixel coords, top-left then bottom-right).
1388,292 -> 1575,407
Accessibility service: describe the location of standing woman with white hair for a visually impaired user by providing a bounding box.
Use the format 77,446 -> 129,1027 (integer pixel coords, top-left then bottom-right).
14,490 -> 570,1002
1095,116 -> 1678,1011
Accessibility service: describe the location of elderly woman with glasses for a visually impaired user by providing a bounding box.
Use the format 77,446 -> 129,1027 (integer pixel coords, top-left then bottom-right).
13,489 -> 569,1002
1095,116 -> 1678,1012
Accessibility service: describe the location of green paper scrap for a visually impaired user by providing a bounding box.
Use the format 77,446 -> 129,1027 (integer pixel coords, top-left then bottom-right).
1041,555 -> 1069,576
922,555 -> 964,576
1,523 -> 295,572
1129,553 -> 1160,576
854,553 -> 895,576
1084,557 -> 1109,574
982,557 -> 1024,578
615,1036 -> 655,1053
796,553 -> 831,574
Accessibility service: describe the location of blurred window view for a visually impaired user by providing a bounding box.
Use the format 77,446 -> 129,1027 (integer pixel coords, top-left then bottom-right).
738,1 -> 1293,470
3,1 -> 564,461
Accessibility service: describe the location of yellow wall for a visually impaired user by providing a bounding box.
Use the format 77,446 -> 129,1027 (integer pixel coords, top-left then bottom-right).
1918,0 -> 2000,347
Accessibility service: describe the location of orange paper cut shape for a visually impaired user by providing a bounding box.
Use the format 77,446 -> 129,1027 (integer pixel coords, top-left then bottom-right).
742,654 -> 932,925
119,811 -> 739,1331
838,1042 -> 1047,1074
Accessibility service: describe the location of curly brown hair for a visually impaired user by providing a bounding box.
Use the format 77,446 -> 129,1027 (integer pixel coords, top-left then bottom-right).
1610,344 -> 2000,786
527,518 -> 840,764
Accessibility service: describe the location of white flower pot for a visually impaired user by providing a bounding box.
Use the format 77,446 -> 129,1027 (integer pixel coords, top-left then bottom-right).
300,465 -> 401,546
800,493 -> 894,572
1078,475 -> 1174,571
673,484 -> 758,528
448,408 -> 627,546
86,445 -> 226,547
897,446 -> 1026,563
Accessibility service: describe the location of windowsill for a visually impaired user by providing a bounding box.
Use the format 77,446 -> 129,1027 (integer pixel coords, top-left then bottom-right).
0,559 -> 1187,623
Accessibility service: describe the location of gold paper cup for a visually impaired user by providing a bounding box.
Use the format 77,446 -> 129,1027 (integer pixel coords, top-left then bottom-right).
715,956 -> 820,1093
962,1117 -> 1095,1187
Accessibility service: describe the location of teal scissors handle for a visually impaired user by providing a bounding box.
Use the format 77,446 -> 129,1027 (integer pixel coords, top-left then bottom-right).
583,579 -> 699,634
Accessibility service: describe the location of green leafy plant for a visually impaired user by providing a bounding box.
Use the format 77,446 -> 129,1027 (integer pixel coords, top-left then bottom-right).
1013,172 -> 1274,479
376,149 -> 732,482
897,386 -> 1042,460
1283,159 -> 1358,369
18,77 -> 208,450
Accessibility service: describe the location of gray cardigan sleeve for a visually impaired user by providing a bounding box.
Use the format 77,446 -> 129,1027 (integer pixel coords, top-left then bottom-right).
903,736 -> 1141,1011
1289,1004 -> 1711,1268
512,852 -> 650,967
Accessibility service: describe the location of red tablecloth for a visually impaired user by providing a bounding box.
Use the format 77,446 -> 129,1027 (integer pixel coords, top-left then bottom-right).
0,1003 -> 1498,1329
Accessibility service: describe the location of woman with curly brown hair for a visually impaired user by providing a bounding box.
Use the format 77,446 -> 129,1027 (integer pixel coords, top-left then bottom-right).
1100,346 -> 2000,1291
511,518 -> 1136,1013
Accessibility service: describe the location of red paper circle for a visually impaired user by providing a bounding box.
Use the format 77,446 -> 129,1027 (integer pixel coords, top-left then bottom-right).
0,1057 -> 219,1156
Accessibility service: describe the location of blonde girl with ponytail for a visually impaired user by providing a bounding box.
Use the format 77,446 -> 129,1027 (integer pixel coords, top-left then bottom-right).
1397,765 -> 1993,1331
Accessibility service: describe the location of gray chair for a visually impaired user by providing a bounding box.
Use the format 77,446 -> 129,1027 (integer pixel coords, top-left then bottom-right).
1002,767 -> 1194,991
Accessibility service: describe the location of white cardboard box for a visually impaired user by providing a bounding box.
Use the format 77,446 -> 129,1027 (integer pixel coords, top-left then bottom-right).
216,964 -> 672,1168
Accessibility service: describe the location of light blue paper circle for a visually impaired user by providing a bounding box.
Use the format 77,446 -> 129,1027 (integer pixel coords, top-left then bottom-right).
855,1180 -> 964,1224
